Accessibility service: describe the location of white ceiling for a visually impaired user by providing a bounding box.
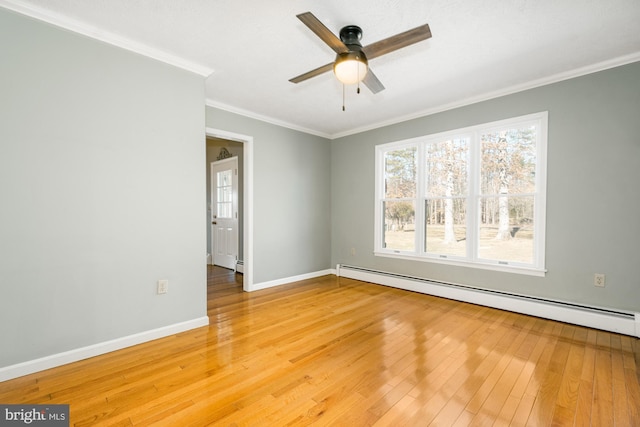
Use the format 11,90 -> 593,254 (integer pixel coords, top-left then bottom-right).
3,0 -> 640,138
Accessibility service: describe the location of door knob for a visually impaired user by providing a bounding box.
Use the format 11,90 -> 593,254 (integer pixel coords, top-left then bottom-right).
212,221 -> 217,224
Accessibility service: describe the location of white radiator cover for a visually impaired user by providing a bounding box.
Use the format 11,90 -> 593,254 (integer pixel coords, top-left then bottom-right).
336,264 -> 640,338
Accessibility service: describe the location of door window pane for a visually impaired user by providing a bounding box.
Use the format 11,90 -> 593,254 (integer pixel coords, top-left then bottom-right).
216,170 -> 233,219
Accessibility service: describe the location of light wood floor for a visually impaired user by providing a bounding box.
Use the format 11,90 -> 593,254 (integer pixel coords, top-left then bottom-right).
1,266 -> 639,426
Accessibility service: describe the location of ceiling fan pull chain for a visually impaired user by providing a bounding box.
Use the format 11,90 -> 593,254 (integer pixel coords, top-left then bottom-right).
342,84 -> 346,111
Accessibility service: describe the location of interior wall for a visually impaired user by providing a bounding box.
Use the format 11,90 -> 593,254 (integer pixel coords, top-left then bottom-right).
331,61 -> 640,312
0,9 -> 207,368
205,107 -> 332,285
206,137 -> 244,261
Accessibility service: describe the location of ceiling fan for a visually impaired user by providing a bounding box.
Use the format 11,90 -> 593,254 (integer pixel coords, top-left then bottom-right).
289,12 -> 432,94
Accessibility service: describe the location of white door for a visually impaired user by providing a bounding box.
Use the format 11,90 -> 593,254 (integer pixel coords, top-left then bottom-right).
211,157 -> 238,270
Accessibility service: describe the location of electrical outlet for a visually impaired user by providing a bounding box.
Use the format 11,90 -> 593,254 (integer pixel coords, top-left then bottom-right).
350,247 -> 356,256
594,273 -> 605,288
157,279 -> 169,294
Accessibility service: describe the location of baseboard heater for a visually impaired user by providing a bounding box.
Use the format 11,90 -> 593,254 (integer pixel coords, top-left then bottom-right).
336,264 -> 639,338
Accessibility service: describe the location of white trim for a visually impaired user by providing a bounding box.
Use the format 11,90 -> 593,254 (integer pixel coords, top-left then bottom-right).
235,262 -> 244,274
205,127 -> 253,292
330,54 -> 640,139
0,316 -> 209,382
373,251 -> 546,277
209,55 -> 639,139
248,269 -> 333,292
0,0 -> 213,77
205,99 -> 331,139
211,55 -> 638,140
4,0 -> 635,137
206,253 -> 212,265
336,265 -> 639,338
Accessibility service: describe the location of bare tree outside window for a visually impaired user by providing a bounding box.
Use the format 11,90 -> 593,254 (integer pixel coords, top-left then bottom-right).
424,138 -> 468,256
480,126 -> 537,262
383,147 -> 416,251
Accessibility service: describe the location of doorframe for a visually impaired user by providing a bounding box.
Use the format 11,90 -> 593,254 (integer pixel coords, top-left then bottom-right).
206,127 -> 253,292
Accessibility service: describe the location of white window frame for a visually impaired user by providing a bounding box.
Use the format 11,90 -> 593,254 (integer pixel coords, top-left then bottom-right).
374,112 -> 548,276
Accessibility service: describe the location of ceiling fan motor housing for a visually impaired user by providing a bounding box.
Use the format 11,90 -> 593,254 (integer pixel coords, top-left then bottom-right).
333,25 -> 368,84
339,25 -> 364,47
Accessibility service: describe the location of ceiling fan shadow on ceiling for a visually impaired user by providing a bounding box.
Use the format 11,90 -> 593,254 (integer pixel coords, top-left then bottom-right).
289,12 -> 432,110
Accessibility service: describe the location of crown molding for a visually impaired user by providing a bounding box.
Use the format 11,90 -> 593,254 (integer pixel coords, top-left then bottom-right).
330,53 -> 640,139
205,99 -> 332,140
0,0 -> 214,77
209,53 -> 640,140
4,1 -> 636,139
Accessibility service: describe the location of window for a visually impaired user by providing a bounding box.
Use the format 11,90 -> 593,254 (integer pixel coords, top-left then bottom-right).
375,112 -> 547,275
216,169 -> 233,218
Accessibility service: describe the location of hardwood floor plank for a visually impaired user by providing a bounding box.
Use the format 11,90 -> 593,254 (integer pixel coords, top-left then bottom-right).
624,367 -> 640,426
591,338 -> 615,427
509,393 -> 535,426
573,379 -> 594,427
0,266 -> 638,426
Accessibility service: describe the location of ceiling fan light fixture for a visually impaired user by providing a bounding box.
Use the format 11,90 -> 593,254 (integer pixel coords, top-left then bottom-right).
333,51 -> 368,85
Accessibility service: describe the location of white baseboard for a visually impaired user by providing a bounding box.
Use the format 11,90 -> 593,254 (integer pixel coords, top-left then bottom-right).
207,253 -> 212,265
337,264 -> 639,338
248,269 -> 333,292
0,316 -> 209,382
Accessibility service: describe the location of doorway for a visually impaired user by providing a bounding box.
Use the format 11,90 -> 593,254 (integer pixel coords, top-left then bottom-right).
205,129 -> 253,291
210,156 -> 238,270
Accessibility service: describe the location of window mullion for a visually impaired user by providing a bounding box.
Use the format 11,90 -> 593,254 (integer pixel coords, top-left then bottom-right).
467,130 -> 480,261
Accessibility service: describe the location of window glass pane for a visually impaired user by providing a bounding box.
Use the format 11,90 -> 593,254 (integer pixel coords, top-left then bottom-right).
384,147 -> 416,198
216,170 -> 233,218
383,200 -> 415,251
217,202 -> 232,219
478,196 -> 534,263
425,198 -> 466,256
480,126 -> 536,196
218,170 -> 232,187
425,138 -> 469,197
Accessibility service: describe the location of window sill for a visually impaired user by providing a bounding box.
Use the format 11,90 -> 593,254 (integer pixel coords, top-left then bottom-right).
374,251 -> 546,277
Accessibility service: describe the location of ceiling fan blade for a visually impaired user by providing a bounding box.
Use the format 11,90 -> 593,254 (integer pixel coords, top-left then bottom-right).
297,12 -> 349,54
362,24 -> 432,60
362,68 -> 385,94
289,62 -> 334,84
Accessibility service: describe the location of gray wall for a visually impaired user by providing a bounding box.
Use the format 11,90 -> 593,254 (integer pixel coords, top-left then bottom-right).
205,108 -> 332,284
0,9 -> 206,367
331,62 -> 640,312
